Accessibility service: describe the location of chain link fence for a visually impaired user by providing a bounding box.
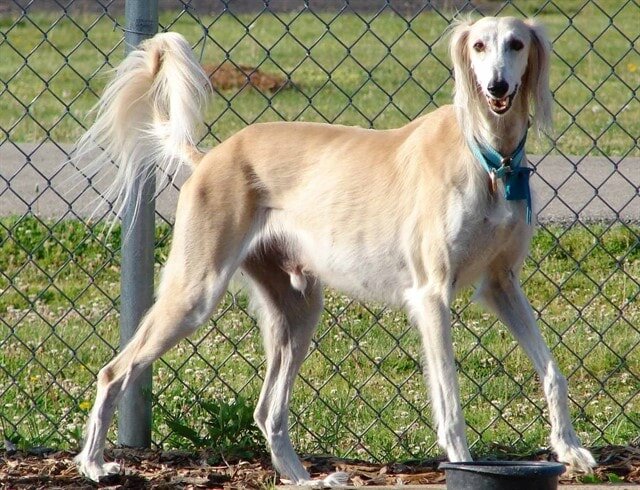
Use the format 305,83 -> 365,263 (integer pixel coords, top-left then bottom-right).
1,0 -> 638,462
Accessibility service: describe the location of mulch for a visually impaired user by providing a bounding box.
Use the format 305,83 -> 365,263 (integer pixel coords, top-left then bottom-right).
1,445 -> 638,489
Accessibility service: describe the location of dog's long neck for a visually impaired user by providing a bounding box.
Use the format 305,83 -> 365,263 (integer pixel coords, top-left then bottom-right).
472,93 -> 529,156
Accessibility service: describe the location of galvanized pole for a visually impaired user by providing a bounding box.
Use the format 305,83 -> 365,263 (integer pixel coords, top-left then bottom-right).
118,0 -> 158,448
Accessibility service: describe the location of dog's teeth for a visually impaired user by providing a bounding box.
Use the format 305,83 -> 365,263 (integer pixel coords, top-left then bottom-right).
486,94 -> 510,114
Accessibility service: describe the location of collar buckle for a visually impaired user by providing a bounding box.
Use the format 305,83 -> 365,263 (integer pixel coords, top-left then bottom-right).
500,156 -> 512,174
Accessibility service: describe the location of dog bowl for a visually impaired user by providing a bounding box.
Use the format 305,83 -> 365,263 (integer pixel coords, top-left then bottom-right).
439,461 -> 565,490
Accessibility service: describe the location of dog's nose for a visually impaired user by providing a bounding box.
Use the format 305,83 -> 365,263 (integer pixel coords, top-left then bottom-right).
488,79 -> 509,98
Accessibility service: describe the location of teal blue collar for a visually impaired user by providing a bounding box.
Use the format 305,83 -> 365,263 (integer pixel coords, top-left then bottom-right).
468,134 -> 533,224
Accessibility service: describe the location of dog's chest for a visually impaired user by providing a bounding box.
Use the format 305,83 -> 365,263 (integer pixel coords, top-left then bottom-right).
449,194 -> 529,286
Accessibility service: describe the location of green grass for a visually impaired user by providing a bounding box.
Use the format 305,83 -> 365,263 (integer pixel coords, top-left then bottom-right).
1,217 -> 638,460
1,1 -> 639,461
1,3 -> 638,155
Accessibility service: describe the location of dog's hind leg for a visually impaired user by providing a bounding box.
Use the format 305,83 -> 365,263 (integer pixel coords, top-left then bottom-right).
76,176 -> 257,482
477,271 -> 596,473
242,252 -> 348,487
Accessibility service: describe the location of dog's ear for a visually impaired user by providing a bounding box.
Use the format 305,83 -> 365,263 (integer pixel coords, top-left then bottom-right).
449,18 -> 477,113
524,19 -> 553,134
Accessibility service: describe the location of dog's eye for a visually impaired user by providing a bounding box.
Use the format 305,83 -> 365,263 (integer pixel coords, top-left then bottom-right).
509,39 -> 524,51
473,41 -> 485,52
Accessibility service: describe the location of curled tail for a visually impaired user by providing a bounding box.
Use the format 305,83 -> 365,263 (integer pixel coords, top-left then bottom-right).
74,32 -> 210,222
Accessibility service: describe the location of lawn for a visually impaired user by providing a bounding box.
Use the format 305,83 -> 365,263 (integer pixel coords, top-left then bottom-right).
1,217 -> 638,460
0,1 -> 638,463
0,2 -> 638,155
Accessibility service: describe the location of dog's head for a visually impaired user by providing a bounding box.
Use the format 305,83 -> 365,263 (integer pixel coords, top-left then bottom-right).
450,16 -> 552,133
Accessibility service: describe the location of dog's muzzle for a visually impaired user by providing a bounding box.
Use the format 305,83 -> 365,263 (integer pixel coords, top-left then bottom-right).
486,84 -> 519,115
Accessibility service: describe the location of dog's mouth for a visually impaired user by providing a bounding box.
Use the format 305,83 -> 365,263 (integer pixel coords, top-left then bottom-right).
485,86 -> 518,115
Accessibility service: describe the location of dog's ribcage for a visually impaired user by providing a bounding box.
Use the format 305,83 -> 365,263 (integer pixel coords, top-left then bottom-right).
249,164 -> 529,306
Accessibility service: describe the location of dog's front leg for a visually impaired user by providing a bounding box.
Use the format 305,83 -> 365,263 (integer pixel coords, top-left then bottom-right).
478,271 -> 596,473
405,285 -> 472,462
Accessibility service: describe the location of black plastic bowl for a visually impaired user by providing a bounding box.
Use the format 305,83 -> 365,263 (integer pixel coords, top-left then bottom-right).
439,461 -> 566,490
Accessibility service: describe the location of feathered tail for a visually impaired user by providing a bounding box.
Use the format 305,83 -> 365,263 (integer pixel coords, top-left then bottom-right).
74,32 -> 210,224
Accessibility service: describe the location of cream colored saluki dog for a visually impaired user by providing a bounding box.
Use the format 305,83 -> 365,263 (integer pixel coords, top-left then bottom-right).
74,16 -> 596,484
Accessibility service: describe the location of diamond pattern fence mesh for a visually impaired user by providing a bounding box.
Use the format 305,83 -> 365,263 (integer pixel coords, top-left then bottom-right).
0,0 -> 638,462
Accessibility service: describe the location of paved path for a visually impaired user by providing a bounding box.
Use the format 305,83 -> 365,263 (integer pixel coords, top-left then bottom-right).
1,143 -> 638,222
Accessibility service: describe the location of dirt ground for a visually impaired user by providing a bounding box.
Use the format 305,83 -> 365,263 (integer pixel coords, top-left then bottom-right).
203,62 -> 291,93
1,445 -> 639,489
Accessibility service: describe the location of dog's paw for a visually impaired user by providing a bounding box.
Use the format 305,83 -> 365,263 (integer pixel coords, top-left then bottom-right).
75,455 -> 121,482
556,445 -> 597,474
292,471 -> 350,487
322,471 -> 349,487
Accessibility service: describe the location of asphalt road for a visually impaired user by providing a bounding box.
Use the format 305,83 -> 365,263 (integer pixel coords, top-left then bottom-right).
1,142 -> 638,222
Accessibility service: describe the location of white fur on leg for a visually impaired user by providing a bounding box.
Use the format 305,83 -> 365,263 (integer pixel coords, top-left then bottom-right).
248,272 -> 331,488
263,429 -> 312,481
405,286 -> 473,463
281,471 -> 350,487
75,382 -> 122,481
74,450 -> 121,481
556,444 -> 597,474
320,471 -> 350,487
478,277 -> 597,475
544,362 -> 597,473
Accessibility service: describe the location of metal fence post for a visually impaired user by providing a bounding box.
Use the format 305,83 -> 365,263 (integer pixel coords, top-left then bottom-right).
117,0 -> 159,448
